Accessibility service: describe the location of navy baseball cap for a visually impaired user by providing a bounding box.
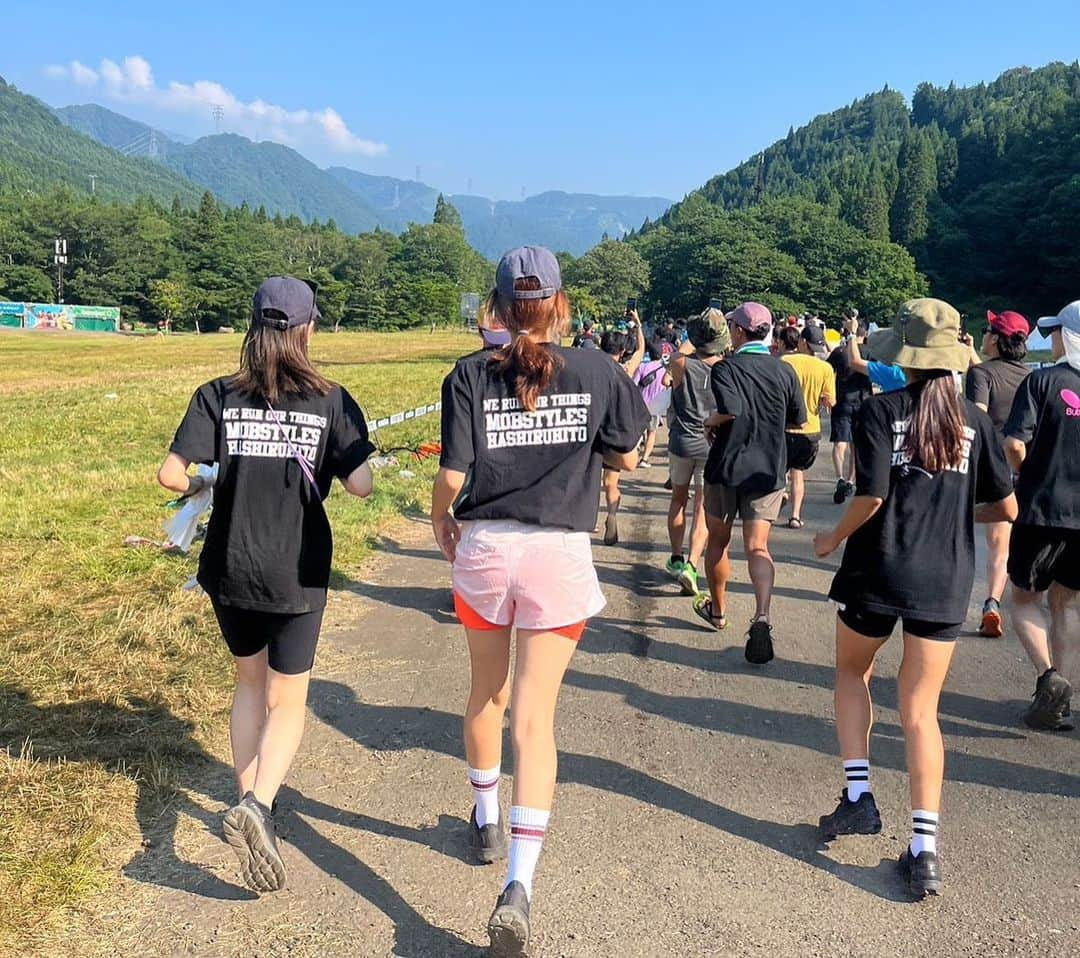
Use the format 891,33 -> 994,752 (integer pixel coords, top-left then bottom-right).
495,246 -> 561,301
801,325 -> 826,347
252,276 -> 321,329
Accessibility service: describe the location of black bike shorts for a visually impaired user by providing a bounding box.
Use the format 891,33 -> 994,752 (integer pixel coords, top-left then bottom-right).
838,603 -> 961,642
1009,524 -> 1080,593
211,599 -> 324,675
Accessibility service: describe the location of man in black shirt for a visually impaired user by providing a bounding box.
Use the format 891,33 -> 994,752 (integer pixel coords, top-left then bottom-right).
828,315 -> 872,503
965,309 -> 1030,637
694,302 -> 807,665
1004,300 -> 1080,731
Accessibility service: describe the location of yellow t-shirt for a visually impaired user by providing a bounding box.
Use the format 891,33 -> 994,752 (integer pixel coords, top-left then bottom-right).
782,352 -> 836,435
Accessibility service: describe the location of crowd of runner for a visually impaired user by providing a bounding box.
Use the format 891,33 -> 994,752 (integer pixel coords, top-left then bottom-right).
159,251 -> 1079,956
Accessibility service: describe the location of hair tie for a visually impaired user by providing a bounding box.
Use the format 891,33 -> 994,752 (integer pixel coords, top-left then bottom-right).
517,329 -> 530,337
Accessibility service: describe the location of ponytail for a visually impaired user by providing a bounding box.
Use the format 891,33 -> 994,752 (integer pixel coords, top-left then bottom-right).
903,372 -> 965,473
496,334 -> 562,412
486,277 -> 569,412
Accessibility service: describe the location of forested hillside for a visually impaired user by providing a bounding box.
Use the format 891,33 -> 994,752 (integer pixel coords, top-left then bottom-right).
659,61 -> 1080,317
161,134 -> 382,234
0,187 -> 491,330
0,78 -> 202,206
56,103 -> 183,155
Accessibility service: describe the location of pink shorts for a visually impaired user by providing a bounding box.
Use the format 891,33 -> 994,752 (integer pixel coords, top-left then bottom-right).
451,520 -> 606,632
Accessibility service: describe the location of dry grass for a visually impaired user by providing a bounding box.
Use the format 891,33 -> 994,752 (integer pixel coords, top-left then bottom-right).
0,328 -> 471,957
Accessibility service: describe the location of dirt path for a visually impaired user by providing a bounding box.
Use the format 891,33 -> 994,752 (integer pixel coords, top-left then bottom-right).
115,451 -> 1079,957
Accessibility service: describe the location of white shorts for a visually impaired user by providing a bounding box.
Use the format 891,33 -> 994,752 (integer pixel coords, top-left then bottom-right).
451,520 -> 606,630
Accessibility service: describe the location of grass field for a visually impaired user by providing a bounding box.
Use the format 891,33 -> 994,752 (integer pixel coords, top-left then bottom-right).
0,328 -> 472,957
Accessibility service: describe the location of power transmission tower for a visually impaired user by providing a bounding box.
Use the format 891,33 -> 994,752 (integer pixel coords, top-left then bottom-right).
149,130 -> 158,158
754,152 -> 766,203
89,174 -> 98,193
212,105 -> 224,133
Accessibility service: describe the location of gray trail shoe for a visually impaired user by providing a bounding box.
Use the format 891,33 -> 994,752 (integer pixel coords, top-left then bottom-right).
223,792 -> 287,892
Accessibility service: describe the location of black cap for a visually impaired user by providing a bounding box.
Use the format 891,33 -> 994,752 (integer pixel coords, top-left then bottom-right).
801,324 -> 826,347
252,276 -> 321,329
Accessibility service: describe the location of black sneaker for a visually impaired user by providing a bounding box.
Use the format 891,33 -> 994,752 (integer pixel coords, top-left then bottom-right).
222,792 -> 287,892
898,847 -> 942,898
745,619 -> 774,665
488,880 -> 530,957
833,479 -> 849,505
818,791 -> 882,840
1024,669 -> 1074,731
469,806 -> 507,865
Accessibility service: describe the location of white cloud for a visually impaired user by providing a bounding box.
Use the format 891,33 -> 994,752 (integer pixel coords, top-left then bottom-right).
71,60 -> 100,86
44,55 -> 386,157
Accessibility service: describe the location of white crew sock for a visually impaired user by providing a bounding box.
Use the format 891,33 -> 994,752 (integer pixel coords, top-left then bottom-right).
910,809 -> 939,856
468,765 -> 500,828
505,806 -> 550,898
843,759 -> 871,802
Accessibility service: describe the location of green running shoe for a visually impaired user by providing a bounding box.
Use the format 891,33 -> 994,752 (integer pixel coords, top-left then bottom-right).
678,561 -> 700,596
665,555 -> 686,578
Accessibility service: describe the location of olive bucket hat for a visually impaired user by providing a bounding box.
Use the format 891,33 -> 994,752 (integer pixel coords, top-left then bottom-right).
688,306 -> 732,356
869,298 -> 970,373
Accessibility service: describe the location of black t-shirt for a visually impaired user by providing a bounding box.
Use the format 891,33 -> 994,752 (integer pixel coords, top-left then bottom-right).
828,344 -> 872,409
1004,363 -> 1080,529
440,344 -> 650,531
965,358 -> 1029,433
704,349 -> 807,492
830,384 -> 1013,623
170,378 -> 375,614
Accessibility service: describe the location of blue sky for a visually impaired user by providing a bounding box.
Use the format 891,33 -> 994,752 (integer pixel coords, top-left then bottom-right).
5,0 -> 1079,200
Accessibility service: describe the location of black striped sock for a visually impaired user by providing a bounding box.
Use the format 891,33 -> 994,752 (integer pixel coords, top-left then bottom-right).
843,759 -> 870,801
911,809 -> 939,856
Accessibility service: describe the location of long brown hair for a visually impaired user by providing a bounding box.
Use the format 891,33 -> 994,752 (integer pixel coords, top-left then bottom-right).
232,320 -> 331,404
485,277 -> 570,411
903,371 -> 966,473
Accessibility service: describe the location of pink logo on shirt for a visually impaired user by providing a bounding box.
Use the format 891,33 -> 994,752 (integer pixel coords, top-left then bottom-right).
1062,389 -> 1080,417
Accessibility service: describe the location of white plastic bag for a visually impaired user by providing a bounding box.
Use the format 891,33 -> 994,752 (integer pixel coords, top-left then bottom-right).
163,463 -> 218,553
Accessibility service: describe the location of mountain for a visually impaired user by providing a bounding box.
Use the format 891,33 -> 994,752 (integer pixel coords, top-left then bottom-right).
37,98 -> 672,253
325,167 -> 439,233
159,134 -> 381,233
55,103 -> 182,158
327,168 -> 671,257
661,61 -> 1080,316
0,78 -> 202,205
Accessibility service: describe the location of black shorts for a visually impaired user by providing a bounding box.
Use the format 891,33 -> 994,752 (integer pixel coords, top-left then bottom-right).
829,407 -> 857,444
1008,524 -> 1080,592
838,604 -> 961,642
211,599 -> 324,675
786,432 -> 820,471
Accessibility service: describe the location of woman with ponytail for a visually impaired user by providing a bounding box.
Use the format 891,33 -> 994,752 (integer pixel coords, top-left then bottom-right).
431,247 -> 649,955
812,299 -> 1016,899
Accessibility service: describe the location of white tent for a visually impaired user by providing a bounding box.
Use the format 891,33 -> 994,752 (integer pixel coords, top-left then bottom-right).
1027,327 -> 1053,352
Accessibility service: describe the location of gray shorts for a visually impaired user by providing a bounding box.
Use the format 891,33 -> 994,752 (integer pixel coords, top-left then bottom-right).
669,453 -> 706,487
704,483 -> 785,524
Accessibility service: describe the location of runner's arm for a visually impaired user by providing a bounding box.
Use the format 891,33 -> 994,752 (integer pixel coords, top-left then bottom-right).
622,314 -> 646,377
342,461 -> 373,498
157,452 -> 208,498
813,496 -> 883,557
845,333 -> 870,374
431,467 -> 466,562
1003,437 -> 1026,473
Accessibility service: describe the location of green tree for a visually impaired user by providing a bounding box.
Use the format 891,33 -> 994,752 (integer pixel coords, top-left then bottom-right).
890,129 -> 937,245
562,240 -> 649,319
147,277 -> 195,332
433,194 -> 464,232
